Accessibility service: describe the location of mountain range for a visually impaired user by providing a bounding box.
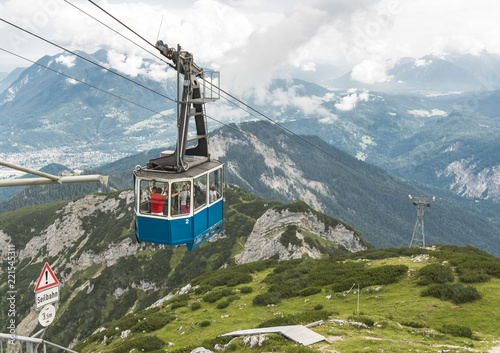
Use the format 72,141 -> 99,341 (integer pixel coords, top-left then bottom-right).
1,118 -> 498,257
1,50 -> 499,206
0,48 -> 500,352
0,49 -> 499,255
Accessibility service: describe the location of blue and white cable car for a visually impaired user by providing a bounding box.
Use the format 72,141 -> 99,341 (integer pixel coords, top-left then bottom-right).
133,42 -> 223,250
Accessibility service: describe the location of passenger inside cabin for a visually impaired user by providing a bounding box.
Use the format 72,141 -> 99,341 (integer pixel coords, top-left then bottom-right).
150,185 -> 168,215
171,185 -> 180,216
179,185 -> 190,214
209,185 -> 217,203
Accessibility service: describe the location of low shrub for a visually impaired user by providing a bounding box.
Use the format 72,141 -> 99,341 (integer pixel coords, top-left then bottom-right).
314,304 -> 323,310
199,320 -> 211,327
418,264 -> 454,285
298,287 -> 321,297
348,315 -> 374,327
456,260 -> 500,278
201,336 -> 233,350
421,283 -> 481,304
239,286 -> 253,294
131,312 -> 175,333
258,310 -> 332,328
194,285 -> 213,295
168,293 -> 191,303
401,321 -> 426,328
190,302 -> 201,311
458,269 -> 491,283
216,300 -> 230,309
171,301 -> 188,309
112,335 -> 164,353
279,225 -> 302,248
439,324 -> 473,338
252,292 -> 281,306
226,295 -> 240,302
203,289 -> 235,303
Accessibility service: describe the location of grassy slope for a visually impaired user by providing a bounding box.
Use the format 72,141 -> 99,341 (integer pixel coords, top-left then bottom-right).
75,247 -> 500,353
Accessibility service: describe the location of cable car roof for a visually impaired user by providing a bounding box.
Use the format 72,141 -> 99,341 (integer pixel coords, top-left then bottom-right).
134,160 -> 222,181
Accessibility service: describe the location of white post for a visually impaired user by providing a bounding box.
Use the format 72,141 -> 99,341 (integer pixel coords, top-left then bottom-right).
357,284 -> 360,316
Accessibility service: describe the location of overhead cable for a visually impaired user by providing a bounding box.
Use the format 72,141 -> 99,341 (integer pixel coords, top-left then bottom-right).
0,47 -> 177,124
0,17 -> 176,104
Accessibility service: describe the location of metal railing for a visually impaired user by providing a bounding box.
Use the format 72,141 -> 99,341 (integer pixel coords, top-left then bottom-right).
0,333 -> 77,353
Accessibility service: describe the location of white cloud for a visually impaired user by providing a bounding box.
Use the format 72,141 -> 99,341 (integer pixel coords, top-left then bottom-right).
104,51 -> 176,82
335,89 -> 369,111
414,59 -> 431,67
351,60 -> 390,84
265,84 -> 336,120
55,55 -> 76,68
2,0 -> 500,95
407,109 -> 447,117
106,51 -> 144,78
208,100 -> 250,124
318,115 -> 337,124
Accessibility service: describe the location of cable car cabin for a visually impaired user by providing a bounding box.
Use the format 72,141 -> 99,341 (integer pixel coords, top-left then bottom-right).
133,161 -> 223,251
133,41 -> 223,250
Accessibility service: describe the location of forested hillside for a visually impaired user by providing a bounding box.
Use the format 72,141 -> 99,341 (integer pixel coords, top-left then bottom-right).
0,185 -> 365,347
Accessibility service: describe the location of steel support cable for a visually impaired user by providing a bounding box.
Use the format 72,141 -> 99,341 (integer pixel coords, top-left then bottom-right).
204,114 -> 355,177
72,0 -> 408,195
216,89 -> 407,196
63,0 -> 171,67
75,0 -> 365,172
0,17 -> 176,104
0,18 -> 346,178
48,4 -> 333,173
2,15 -> 406,197
218,94 -> 341,162
87,0 -> 156,52
0,47 -> 178,125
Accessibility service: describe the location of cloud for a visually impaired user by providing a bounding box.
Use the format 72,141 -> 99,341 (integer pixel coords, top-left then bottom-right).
106,51 -> 145,78
335,89 -> 369,111
430,35 -> 487,57
414,58 -> 431,67
263,83 -> 336,120
350,60 -> 390,84
55,55 -> 76,68
208,100 -> 251,124
105,51 -> 176,82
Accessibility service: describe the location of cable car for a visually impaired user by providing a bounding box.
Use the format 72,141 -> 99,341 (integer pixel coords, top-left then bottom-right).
133,42 -> 223,250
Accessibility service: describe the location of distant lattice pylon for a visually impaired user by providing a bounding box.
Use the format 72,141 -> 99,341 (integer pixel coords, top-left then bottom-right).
408,195 -> 435,247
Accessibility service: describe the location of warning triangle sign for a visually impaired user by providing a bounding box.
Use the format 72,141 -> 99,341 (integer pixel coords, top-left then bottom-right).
34,263 -> 59,292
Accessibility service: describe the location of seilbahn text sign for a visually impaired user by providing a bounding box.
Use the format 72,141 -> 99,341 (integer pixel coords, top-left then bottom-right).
35,286 -> 59,310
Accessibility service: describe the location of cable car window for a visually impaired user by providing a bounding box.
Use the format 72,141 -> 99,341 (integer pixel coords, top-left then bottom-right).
194,174 -> 207,210
209,169 -> 222,203
139,180 -> 169,216
172,181 -> 191,217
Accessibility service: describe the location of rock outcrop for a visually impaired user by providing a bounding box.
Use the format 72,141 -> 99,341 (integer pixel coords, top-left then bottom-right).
235,208 -> 368,264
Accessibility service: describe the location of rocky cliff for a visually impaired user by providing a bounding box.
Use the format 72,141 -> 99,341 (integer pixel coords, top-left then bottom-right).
236,208 -> 368,264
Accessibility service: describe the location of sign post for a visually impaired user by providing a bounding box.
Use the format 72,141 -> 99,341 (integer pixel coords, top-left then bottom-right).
34,263 -> 60,325
38,304 -> 56,327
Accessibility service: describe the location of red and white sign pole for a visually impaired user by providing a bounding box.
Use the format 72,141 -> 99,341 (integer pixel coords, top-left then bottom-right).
34,263 -> 60,326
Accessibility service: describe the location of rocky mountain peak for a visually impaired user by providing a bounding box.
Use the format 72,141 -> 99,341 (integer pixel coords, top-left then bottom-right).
236,207 -> 368,264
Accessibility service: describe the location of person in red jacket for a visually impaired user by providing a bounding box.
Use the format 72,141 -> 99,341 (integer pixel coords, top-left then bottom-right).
150,185 -> 168,215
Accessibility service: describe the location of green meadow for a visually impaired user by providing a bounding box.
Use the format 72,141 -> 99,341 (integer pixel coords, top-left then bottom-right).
75,246 -> 500,353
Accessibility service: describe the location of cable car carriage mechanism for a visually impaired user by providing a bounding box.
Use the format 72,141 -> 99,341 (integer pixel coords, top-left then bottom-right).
133,42 -> 223,250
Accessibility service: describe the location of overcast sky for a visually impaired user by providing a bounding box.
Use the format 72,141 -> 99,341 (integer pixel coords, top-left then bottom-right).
1,0 -> 500,90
